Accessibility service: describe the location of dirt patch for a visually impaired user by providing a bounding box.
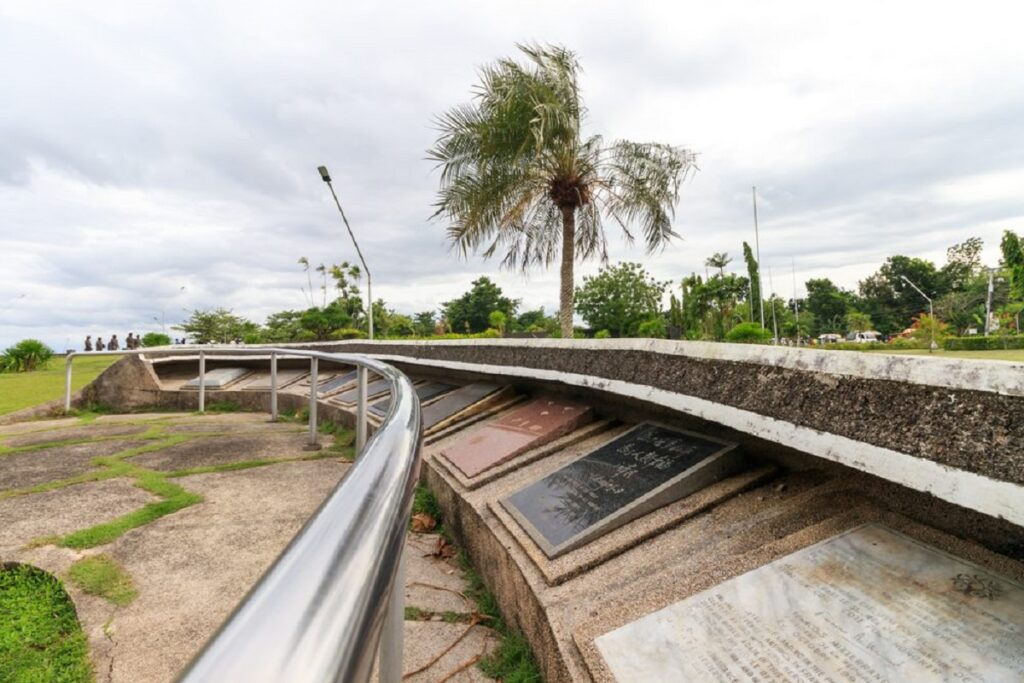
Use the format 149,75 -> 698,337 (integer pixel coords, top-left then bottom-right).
99,459 -> 349,682
0,439 -> 148,492
0,479 -> 158,554
2,424 -> 149,448
129,433 -> 313,472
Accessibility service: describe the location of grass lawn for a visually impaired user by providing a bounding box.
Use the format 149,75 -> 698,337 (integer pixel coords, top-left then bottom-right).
866,348 -> 1024,362
0,564 -> 93,682
0,355 -> 117,416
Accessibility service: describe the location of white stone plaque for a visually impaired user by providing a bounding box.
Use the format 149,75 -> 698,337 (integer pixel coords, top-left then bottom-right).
183,367 -> 251,389
595,524 -> 1024,682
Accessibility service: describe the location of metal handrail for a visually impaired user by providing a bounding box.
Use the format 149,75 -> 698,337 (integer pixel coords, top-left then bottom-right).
63,347 -> 422,682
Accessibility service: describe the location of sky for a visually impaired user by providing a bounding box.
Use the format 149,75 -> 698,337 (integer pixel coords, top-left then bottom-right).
2,1 -> 1023,350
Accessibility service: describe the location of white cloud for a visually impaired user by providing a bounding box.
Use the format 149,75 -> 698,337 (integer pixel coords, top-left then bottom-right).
2,0 -> 1024,349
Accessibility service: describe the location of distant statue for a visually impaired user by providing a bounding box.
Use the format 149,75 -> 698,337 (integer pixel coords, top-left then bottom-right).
125,333 -> 134,350
96,337 -> 106,351
108,335 -> 119,351
132,333 -> 139,349
84,335 -> 93,352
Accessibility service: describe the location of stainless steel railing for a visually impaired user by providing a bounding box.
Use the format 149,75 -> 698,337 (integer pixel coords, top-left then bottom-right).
63,347 -> 422,683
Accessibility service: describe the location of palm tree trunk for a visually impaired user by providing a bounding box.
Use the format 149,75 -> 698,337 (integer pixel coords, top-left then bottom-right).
559,206 -> 576,338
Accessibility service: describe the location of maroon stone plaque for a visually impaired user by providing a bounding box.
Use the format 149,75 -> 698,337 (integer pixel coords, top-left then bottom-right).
442,397 -> 592,478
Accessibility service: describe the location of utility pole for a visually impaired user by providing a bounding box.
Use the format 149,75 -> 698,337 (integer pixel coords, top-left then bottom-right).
752,186 -> 765,329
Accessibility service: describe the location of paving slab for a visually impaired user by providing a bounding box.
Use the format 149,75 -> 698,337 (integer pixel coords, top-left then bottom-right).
400,621 -> 500,682
0,416 -> 80,436
2,423 -> 150,448
0,439 -> 148,492
405,533 -> 473,614
129,432 -> 314,472
0,478 -> 159,553
161,420 -> 300,435
94,412 -> 193,424
101,459 -> 350,683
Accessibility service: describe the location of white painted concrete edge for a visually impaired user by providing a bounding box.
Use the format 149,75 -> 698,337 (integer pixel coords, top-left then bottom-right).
145,339 -> 1024,396
373,353 -> 1024,528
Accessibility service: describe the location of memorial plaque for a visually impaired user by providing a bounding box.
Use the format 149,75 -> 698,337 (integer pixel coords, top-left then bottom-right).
242,369 -> 306,391
442,397 -> 592,479
421,383 -> 502,431
331,376 -> 390,405
502,423 -> 739,558
595,523 -> 1024,682
183,367 -> 252,389
316,370 -> 358,396
369,382 -> 458,418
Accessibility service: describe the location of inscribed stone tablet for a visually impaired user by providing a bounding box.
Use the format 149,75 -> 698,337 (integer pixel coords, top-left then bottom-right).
369,382 -> 458,418
317,370 -> 358,396
183,367 -> 251,389
442,397 -> 591,479
332,377 -> 390,405
502,423 -> 738,558
421,383 -> 502,430
242,369 -> 307,390
595,523 -> 1024,682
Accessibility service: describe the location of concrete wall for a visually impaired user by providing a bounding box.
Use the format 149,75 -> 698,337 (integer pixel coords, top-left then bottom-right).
98,339 -> 1024,527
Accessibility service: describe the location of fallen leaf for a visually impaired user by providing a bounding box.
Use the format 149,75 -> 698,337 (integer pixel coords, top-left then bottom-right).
411,513 -> 437,533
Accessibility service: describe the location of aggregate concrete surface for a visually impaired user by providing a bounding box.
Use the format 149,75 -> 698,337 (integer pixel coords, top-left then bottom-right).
0,411 -> 498,682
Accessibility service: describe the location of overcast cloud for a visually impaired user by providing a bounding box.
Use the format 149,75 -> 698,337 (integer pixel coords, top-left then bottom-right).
2,1 -> 1023,349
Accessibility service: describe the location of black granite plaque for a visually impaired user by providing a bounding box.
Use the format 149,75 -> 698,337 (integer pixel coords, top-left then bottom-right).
502,423 -> 739,558
421,383 -> 503,431
331,377 -> 390,405
317,370 -> 358,396
369,382 -> 458,418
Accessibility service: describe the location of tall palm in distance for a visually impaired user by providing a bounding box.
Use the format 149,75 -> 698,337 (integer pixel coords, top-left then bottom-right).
429,43 -> 698,337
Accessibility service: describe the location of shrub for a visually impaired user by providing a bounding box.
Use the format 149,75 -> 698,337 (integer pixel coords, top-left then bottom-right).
141,332 -> 172,347
330,328 -> 368,340
725,322 -> 772,344
594,329 -> 611,339
636,317 -> 667,339
0,339 -> 54,372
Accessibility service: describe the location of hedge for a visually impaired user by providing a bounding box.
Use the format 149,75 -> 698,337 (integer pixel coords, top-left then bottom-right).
944,335 -> 1024,351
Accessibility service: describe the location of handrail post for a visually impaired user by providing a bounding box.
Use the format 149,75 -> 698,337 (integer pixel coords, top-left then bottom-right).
356,367 -> 368,452
198,351 -> 206,413
64,354 -> 74,412
306,356 -> 320,449
270,351 -> 278,422
378,546 -> 406,683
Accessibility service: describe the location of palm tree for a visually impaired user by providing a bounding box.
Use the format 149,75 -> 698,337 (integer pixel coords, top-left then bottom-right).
429,44 -> 697,337
705,252 -> 732,279
297,257 -> 314,307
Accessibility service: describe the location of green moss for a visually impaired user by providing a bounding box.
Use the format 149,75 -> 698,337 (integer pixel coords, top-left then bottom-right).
404,606 -> 429,621
60,493 -> 202,549
199,400 -> 243,413
68,555 -> 137,606
0,564 -> 93,682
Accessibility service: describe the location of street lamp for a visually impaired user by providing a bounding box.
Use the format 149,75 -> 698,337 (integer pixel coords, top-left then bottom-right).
900,275 -> 937,351
318,165 -> 373,340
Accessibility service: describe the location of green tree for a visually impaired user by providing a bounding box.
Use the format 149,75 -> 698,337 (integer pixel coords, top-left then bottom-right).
430,43 -> 697,338
705,252 -> 732,279
441,277 -> 519,334
804,278 -> 852,334
175,309 -> 255,344
412,311 -> 437,337
857,256 -> 948,334
488,310 -> 507,335
574,262 -> 667,337
845,310 -> 874,333
942,237 -> 984,291
742,242 -> 762,326
514,308 -> 558,334
1001,230 -> 1024,301
140,332 -> 172,347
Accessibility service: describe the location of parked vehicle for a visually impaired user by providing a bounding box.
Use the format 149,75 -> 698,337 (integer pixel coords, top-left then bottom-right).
845,331 -> 882,343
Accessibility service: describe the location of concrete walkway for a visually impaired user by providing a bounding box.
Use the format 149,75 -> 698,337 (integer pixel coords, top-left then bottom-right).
0,411 -> 497,682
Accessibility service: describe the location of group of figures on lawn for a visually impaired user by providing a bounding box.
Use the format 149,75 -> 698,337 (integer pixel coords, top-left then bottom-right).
83,333 -> 140,352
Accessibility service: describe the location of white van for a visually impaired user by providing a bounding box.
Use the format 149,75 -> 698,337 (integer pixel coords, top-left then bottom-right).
847,331 -> 881,343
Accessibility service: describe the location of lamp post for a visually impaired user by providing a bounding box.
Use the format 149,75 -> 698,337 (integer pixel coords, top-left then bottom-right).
900,275 -> 937,351
318,166 -> 373,340
319,165 -> 373,452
